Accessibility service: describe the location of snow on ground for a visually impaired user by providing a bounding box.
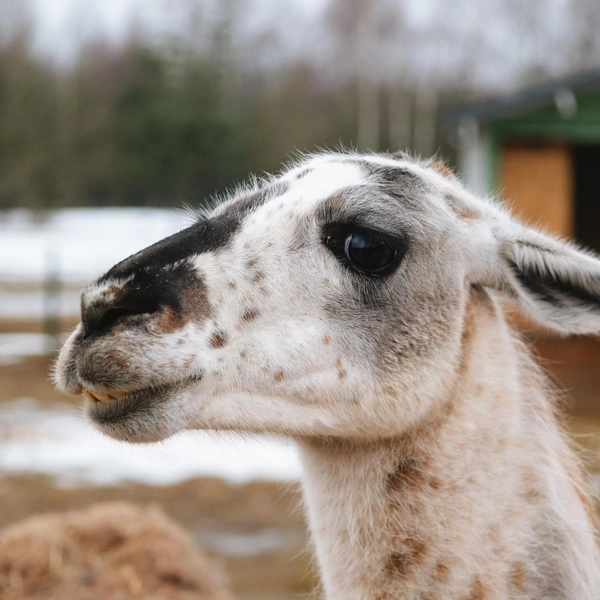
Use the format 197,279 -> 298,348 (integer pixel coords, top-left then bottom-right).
0,288 -> 82,319
0,208 -> 189,284
0,334 -> 55,365
0,398 -> 301,486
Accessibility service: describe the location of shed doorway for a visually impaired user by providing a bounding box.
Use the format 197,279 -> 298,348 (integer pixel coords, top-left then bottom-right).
574,145 -> 600,255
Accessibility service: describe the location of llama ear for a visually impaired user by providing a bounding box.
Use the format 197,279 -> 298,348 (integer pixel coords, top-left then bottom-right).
492,223 -> 600,335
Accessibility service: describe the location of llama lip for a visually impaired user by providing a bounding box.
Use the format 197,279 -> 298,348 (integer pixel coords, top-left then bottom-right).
85,375 -> 202,426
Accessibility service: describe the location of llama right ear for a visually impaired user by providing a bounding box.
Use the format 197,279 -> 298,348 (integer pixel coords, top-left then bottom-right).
489,222 -> 600,335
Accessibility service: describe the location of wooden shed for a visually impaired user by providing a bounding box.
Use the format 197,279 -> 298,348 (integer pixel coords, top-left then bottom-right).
442,69 -> 600,253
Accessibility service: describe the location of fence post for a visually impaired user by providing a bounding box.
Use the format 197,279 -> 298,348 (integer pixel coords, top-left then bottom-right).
43,241 -> 61,354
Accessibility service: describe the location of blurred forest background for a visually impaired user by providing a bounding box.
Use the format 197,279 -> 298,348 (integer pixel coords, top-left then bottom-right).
2,0 -> 600,211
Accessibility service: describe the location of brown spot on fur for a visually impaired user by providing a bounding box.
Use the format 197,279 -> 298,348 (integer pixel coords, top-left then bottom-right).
434,561 -> 450,582
240,350 -> 247,359
386,539 -> 427,578
387,552 -> 407,576
104,352 -> 128,370
252,271 -> 265,283
445,193 -> 480,222
429,477 -> 442,491
228,281 -> 236,289
386,457 -> 425,490
323,333 -> 331,345
464,576 -> 486,600
432,160 -> 455,180
274,370 -> 284,382
183,285 -> 211,320
338,369 -> 347,379
296,168 -> 312,178
456,205 -> 479,221
522,468 -> 543,503
242,309 -> 260,322
247,258 -> 258,269
156,306 -> 183,333
436,398 -> 455,421
335,358 -> 342,368
209,332 -> 227,349
509,563 -> 527,590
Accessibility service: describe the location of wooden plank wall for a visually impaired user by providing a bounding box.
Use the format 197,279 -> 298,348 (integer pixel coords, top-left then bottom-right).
500,143 -> 573,238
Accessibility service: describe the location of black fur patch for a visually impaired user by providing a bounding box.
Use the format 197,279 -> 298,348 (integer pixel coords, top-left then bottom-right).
102,214 -> 240,282
508,259 -> 600,311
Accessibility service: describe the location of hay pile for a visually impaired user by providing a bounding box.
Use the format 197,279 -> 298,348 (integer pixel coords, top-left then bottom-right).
0,502 -> 234,600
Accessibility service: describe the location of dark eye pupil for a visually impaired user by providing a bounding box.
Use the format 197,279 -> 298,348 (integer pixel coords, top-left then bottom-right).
344,233 -> 397,273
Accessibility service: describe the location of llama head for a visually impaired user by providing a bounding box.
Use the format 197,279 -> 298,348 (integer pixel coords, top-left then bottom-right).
54,152 -> 600,443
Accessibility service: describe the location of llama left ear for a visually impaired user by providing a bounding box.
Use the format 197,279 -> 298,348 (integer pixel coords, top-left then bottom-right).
492,223 -> 600,335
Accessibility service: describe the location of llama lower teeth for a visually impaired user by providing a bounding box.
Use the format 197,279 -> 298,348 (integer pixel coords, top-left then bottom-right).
82,390 -> 114,403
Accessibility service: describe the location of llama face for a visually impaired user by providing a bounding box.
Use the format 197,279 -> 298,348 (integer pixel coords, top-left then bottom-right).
53,155 -> 489,442
55,152 -> 600,443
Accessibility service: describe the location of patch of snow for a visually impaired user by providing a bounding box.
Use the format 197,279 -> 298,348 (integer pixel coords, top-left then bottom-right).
0,398 -> 301,486
0,208 -> 189,284
0,289 -> 82,319
0,334 -> 54,365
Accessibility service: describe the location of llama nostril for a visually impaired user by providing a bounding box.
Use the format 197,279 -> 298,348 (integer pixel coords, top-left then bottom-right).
82,300 -> 161,337
98,306 -> 149,329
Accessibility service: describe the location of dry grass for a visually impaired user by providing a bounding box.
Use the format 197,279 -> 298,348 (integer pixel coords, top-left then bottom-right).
0,502 -> 234,600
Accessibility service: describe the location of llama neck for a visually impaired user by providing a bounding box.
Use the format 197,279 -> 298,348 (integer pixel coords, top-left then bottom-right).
297,300 -> 599,600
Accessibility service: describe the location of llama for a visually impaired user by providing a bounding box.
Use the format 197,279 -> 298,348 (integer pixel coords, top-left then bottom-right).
55,152 -> 600,599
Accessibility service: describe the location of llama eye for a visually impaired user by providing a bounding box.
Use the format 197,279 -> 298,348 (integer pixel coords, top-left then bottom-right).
344,232 -> 397,274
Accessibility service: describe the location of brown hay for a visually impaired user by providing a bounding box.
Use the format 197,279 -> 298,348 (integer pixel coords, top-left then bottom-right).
0,501 -> 234,600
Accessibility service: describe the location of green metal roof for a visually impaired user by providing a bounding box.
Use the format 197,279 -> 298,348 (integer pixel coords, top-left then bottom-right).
442,68 -> 600,129
441,68 -> 600,144
491,93 -> 600,142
